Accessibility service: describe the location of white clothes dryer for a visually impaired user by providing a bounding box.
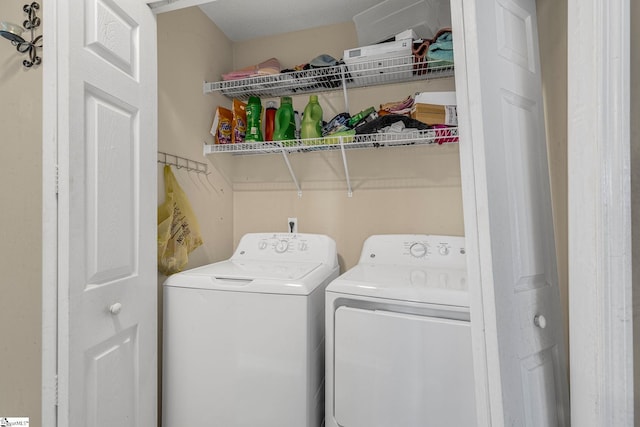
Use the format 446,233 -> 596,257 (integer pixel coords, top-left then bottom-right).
163,233 -> 339,427
325,234 -> 476,427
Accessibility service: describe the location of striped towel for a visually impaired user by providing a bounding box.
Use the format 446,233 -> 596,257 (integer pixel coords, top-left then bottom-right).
222,57 -> 281,81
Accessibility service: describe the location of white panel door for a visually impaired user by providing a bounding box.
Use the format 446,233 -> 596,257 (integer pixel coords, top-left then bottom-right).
451,0 -> 570,425
56,1 -> 157,426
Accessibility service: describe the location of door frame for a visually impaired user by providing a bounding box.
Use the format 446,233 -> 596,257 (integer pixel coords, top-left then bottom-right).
42,0 -> 58,424
567,0 -> 634,425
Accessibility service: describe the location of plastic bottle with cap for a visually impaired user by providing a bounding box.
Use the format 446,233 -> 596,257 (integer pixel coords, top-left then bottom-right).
245,96 -> 263,142
300,95 -> 323,142
264,100 -> 277,141
273,96 -> 296,143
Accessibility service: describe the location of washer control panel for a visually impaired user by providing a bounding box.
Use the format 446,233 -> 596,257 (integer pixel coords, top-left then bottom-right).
232,233 -> 337,266
256,235 -> 311,254
360,234 -> 466,269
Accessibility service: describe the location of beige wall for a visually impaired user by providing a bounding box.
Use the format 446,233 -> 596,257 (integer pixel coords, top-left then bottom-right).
166,7 -> 568,277
536,0 -> 569,361
0,0 -> 42,425
230,22 -> 462,271
157,7 -> 234,270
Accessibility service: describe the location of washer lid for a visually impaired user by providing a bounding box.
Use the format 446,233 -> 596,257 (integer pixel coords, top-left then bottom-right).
163,260 -> 329,295
326,264 -> 469,308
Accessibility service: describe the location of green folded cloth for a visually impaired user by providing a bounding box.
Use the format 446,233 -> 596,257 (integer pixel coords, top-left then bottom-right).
428,31 -> 453,66
323,130 -> 356,145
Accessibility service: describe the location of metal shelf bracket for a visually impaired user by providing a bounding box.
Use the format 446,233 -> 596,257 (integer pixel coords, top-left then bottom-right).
279,143 -> 303,198
338,136 -> 353,197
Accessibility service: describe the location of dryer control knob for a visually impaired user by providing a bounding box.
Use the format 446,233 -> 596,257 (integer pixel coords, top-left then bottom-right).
439,245 -> 450,256
258,241 -> 268,250
275,240 -> 289,253
298,242 -> 308,251
409,242 -> 427,258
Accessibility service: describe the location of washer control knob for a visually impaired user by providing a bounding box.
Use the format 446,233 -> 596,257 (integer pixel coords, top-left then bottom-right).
409,242 -> 428,258
439,245 -> 450,256
258,241 -> 268,250
275,240 -> 289,253
298,242 -> 308,251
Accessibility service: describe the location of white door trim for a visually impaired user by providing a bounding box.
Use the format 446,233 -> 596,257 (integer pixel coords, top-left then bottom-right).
145,0 -> 211,14
42,0 -> 58,424
567,0 -> 633,425
449,0 -> 492,424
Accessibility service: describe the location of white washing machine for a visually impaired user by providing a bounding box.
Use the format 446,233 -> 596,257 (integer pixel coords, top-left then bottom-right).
325,234 -> 476,427
162,233 -> 339,427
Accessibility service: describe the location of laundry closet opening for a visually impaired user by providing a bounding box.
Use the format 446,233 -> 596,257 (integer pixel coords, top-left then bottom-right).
154,0 -> 569,425
155,3 -> 463,424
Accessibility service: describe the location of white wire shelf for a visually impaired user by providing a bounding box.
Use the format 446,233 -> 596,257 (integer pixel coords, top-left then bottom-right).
203,56 -> 454,100
203,128 -> 458,155
204,128 -> 458,198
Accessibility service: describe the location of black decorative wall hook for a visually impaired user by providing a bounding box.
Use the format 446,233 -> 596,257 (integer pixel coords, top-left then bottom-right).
0,2 -> 43,68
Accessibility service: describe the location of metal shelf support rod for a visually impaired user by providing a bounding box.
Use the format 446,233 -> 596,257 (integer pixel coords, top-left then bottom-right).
279,144 -> 303,198
341,64 -> 349,113
338,136 -> 353,197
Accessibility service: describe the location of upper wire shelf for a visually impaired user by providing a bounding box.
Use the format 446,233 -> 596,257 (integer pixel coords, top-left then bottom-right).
203,55 -> 454,100
203,127 -> 458,155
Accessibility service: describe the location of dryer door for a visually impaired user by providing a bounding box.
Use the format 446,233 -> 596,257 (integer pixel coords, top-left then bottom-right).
333,306 -> 476,427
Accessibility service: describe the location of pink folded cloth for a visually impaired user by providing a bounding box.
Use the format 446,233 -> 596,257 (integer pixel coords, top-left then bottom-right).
380,96 -> 415,116
222,58 -> 281,81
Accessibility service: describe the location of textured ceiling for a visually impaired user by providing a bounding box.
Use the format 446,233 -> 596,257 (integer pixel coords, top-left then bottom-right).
199,0 -> 383,42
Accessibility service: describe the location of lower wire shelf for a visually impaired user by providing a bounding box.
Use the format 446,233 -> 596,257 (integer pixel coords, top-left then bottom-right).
203,128 -> 458,197
203,127 -> 458,155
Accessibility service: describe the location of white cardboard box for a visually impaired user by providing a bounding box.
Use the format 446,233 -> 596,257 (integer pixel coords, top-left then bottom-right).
414,91 -> 457,106
344,39 -> 413,81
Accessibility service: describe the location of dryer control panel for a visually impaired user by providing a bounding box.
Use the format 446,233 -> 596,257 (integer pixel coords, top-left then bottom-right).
231,233 -> 338,267
358,234 -> 466,269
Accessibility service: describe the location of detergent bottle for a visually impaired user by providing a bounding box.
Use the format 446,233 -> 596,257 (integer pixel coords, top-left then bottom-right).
300,95 -> 323,141
273,96 -> 296,142
245,96 -> 263,142
264,101 -> 277,141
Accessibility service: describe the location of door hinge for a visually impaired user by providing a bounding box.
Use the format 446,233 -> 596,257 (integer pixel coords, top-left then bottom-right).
55,374 -> 58,406
55,164 -> 59,196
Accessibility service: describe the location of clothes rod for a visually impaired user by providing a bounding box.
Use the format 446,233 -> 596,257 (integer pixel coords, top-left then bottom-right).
157,151 -> 208,175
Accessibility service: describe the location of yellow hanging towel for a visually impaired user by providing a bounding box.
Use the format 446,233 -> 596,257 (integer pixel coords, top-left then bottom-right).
157,165 -> 203,275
